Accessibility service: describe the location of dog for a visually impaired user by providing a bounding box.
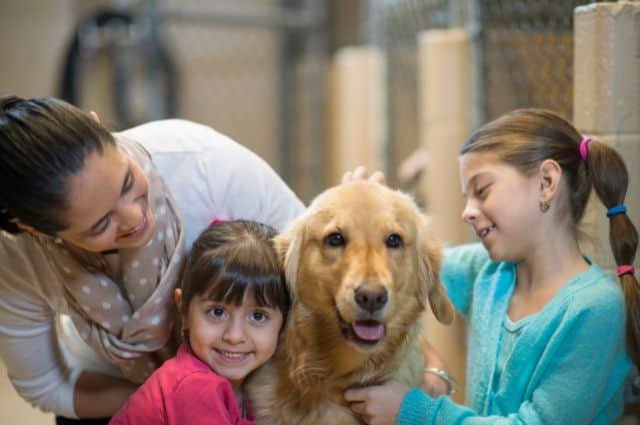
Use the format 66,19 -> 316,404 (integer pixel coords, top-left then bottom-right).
247,181 -> 454,424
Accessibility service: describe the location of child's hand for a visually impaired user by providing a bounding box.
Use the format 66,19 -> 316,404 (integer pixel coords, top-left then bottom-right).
344,381 -> 409,425
341,166 -> 386,185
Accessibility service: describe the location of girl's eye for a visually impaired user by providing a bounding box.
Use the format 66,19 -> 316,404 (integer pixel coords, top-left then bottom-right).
250,310 -> 269,323
476,183 -> 491,198
208,306 -> 226,318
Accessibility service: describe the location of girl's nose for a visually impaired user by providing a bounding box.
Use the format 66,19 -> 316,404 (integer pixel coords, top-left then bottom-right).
461,201 -> 478,224
222,317 -> 246,345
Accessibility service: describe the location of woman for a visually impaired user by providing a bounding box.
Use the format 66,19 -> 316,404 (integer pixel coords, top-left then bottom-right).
0,95 -> 304,423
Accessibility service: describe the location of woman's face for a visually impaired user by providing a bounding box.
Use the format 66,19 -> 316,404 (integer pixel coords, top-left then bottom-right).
55,145 -> 156,252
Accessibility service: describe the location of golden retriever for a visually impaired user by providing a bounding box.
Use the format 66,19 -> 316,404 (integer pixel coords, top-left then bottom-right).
247,181 -> 454,424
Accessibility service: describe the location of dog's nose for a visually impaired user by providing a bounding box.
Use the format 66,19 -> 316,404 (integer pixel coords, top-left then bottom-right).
354,286 -> 388,313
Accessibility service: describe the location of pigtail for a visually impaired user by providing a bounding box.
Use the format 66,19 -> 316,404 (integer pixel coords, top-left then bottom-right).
585,140 -> 640,366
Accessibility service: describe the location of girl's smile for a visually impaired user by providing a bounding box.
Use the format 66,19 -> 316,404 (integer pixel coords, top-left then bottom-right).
178,290 -> 283,390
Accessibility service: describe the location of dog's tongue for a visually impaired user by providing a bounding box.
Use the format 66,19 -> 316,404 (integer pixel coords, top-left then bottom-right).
352,320 -> 385,341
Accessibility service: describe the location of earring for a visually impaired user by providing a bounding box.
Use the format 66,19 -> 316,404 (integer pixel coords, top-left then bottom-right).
539,201 -> 550,213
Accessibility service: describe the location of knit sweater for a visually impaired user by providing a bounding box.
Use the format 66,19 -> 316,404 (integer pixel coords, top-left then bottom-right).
398,243 -> 632,425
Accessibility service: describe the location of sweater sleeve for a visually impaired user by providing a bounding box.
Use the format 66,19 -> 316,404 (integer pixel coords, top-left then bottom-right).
441,243 -> 490,317
0,233 -> 79,417
397,287 -> 630,425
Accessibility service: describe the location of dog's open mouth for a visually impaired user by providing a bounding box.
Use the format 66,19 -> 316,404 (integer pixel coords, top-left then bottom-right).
352,320 -> 385,342
337,309 -> 386,346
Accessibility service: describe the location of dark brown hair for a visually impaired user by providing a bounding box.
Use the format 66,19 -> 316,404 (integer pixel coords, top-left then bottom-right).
461,108 -> 639,365
0,95 -> 115,235
178,220 -> 290,321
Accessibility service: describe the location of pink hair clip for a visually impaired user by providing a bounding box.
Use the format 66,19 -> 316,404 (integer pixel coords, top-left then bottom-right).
579,136 -> 592,160
616,265 -> 635,277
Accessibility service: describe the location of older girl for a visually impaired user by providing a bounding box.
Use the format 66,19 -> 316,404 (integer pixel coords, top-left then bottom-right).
346,108 -> 638,424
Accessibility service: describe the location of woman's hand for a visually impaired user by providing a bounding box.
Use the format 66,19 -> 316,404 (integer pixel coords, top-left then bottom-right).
341,166 -> 386,185
344,381 -> 409,425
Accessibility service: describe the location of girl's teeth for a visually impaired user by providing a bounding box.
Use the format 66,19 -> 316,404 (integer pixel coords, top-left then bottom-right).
217,349 -> 247,359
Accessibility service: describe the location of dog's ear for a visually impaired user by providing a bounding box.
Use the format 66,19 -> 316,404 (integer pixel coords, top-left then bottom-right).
416,216 -> 455,325
274,218 -> 305,300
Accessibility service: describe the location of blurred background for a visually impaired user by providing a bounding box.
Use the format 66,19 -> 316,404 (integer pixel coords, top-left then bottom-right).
1,0 -> 608,201
1,0 -> 638,423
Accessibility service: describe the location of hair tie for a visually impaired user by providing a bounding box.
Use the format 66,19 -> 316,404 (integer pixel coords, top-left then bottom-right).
606,205 -> 627,218
209,219 -> 225,227
617,265 -> 635,277
579,136 -> 592,161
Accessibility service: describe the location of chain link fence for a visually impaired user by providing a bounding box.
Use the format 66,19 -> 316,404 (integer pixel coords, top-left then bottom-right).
366,0 -> 614,187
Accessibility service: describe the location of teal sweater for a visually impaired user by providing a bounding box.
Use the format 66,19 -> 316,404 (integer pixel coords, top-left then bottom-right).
398,243 -> 631,425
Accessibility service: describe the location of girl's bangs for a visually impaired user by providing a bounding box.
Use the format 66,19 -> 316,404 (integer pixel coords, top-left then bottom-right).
203,266 -> 288,311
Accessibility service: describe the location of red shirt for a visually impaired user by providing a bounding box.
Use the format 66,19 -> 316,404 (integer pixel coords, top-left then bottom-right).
109,344 -> 255,425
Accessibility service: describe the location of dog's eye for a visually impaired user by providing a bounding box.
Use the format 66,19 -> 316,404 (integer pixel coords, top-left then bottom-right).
386,233 -> 403,248
325,232 -> 346,247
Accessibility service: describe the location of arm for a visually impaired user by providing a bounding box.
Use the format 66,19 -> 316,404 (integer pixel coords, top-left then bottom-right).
0,235 -> 79,417
73,371 -> 138,418
0,235 -> 136,418
439,243 -> 490,317
420,338 -> 454,398
349,292 -> 630,425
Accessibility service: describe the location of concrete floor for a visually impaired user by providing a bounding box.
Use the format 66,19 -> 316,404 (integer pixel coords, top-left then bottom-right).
0,360 -> 53,425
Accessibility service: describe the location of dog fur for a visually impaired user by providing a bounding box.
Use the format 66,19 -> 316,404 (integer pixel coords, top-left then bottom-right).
247,181 -> 454,424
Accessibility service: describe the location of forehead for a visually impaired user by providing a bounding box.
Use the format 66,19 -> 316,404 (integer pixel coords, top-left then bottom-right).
306,183 -> 419,236
61,146 -> 128,231
459,152 -> 507,184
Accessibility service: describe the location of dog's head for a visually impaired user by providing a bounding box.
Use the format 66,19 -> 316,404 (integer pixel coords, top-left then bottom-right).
275,181 -> 454,353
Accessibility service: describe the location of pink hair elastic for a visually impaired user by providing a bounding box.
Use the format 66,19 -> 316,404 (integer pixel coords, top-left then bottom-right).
209,219 -> 225,227
617,265 -> 635,277
579,136 -> 593,160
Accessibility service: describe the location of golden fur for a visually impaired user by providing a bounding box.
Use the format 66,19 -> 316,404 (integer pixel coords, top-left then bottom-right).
247,181 -> 454,424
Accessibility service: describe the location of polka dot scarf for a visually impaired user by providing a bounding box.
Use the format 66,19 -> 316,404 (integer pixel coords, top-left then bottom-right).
42,137 -> 186,383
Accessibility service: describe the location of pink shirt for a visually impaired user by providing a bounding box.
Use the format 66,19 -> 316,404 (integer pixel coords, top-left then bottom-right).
109,344 -> 254,425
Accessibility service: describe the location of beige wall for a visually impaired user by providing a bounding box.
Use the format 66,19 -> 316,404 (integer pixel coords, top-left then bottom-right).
0,0 -> 75,97
0,0 -> 282,173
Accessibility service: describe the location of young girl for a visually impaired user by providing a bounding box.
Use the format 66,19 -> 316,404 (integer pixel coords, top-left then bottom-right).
109,220 -> 289,425
0,95 -> 303,423
345,108 -> 639,424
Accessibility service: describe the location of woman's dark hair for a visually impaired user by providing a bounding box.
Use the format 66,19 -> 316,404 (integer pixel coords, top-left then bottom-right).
0,95 -> 115,235
178,220 -> 290,322
462,108 -> 640,366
